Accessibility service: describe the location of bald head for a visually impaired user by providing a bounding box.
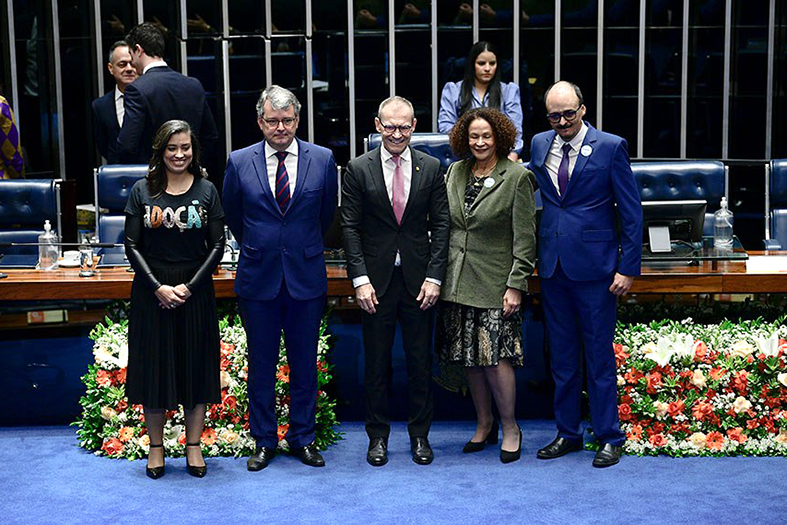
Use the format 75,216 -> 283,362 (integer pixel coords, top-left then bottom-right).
545,81 -> 586,141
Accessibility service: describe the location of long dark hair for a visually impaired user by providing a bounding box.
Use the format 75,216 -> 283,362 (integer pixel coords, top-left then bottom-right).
147,120 -> 205,197
459,41 -> 502,116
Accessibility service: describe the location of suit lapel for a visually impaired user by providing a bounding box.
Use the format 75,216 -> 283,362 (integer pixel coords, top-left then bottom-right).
470,160 -> 508,211
537,131 -> 561,202
252,141 -> 278,211
367,148 -> 399,224
289,138 -> 311,213
563,124 -> 597,201
401,147 -> 423,224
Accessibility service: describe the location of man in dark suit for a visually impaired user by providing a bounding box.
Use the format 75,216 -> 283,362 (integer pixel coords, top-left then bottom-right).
117,22 -> 218,165
527,81 -> 642,468
341,96 -> 450,466
92,41 -> 138,164
223,85 -> 337,470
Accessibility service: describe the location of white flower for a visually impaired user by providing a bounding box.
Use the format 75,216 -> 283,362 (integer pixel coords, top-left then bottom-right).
688,432 -> 706,447
617,375 -> 625,387
644,337 -> 675,367
729,340 -> 755,359
755,333 -> 781,357
117,343 -> 129,368
671,334 -> 695,358
100,406 -> 117,421
775,430 -> 787,445
777,373 -> 787,388
653,401 -> 669,419
691,369 -> 707,388
732,396 -> 752,414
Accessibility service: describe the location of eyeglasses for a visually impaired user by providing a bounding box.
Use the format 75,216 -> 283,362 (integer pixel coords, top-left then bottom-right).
546,106 -> 582,123
261,117 -> 297,128
380,123 -> 413,135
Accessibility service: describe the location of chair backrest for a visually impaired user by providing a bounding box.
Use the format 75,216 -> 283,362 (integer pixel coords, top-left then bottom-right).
94,164 -> 147,244
767,159 -> 787,248
631,161 -> 726,237
0,179 -> 61,256
365,133 -> 457,172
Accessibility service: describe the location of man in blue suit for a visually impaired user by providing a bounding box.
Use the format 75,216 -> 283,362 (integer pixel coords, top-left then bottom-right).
223,85 -> 338,470
117,23 -> 217,165
528,81 -> 642,468
92,41 -> 137,164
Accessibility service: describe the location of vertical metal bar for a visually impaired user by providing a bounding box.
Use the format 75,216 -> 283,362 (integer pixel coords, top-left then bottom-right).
388,0 -> 395,96
765,163 -> 771,240
637,0 -> 646,158
348,0 -> 356,159
554,0 -> 561,81
680,0 -> 689,158
306,0 -> 314,142
5,0 -> 19,124
513,0 -> 520,87
92,0 -> 103,100
178,0 -> 187,74
221,0 -> 232,154
265,0 -> 272,86
721,0 -> 731,159
765,0 -> 775,159
136,0 -> 144,25
431,0 -> 438,130
51,0 -> 67,179
596,0 -> 604,130
472,0 -> 479,43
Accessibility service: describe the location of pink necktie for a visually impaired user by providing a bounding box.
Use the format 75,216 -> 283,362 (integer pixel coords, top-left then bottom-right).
392,155 -> 405,225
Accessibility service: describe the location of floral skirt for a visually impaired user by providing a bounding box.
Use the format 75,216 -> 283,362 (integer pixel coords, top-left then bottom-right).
436,300 -> 523,365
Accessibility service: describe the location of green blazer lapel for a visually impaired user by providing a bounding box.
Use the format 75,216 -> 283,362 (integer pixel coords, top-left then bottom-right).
469,161 -> 508,212
446,160 -> 470,227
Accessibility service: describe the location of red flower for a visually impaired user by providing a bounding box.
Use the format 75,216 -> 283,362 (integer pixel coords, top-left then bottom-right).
620,394 -> 634,405
692,402 -> 714,421
619,403 -> 632,421
706,431 -> 725,451
670,422 -> 689,435
201,428 -> 217,446
732,371 -> 749,394
222,394 -> 237,411
276,365 -> 290,383
709,368 -> 726,381
746,419 -> 760,430
178,433 -> 187,445
277,424 -> 289,440
118,427 -> 134,443
96,369 -> 114,388
101,437 -> 124,456
694,341 -> 708,362
668,400 -> 685,418
165,410 -> 177,419
649,433 -> 667,447
627,424 -> 643,442
726,427 -> 747,443
220,342 -> 234,355
221,356 -> 232,371
646,371 -> 663,394
625,368 -> 644,385
613,344 -> 629,367
113,368 -> 127,384
115,399 -> 128,412
317,360 -> 329,373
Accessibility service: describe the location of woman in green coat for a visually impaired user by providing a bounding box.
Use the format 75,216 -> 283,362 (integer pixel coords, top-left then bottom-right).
437,107 -> 537,463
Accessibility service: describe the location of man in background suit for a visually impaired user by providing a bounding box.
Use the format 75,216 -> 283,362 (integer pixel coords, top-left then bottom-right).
223,85 -> 337,470
341,96 -> 450,466
92,41 -> 138,164
528,81 -> 642,468
118,22 -> 217,165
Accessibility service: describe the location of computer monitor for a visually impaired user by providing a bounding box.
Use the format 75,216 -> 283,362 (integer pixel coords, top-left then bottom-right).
642,200 -> 707,253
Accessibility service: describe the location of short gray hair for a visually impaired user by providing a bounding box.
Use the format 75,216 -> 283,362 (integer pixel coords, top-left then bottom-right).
108,41 -> 129,63
256,85 -> 301,118
377,96 -> 414,121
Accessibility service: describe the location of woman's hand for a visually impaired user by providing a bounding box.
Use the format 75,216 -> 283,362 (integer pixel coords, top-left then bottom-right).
155,284 -> 188,309
502,287 -> 522,318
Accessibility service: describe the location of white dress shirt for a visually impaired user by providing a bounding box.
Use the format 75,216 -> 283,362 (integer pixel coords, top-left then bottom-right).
264,140 -> 299,198
142,60 -> 168,75
114,86 -> 125,127
545,121 -> 589,196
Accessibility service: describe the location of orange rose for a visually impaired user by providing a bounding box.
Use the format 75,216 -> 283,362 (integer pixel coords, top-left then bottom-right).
118,426 -> 134,443
649,433 -> 667,447
96,369 -> 114,388
646,371 -> 663,394
691,401 -> 714,421
693,341 -> 708,361
201,428 -> 217,446
726,427 -> 747,443
613,344 -> 629,368
113,368 -> 127,384
668,400 -> 685,418
101,437 -> 124,456
222,394 -> 237,411
706,431 -> 725,450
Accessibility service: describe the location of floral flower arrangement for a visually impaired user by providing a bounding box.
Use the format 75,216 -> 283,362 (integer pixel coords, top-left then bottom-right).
72,315 -> 340,460
614,317 -> 787,456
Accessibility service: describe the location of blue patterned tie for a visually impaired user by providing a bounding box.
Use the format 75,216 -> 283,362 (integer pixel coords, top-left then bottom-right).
274,151 -> 290,212
557,143 -> 572,198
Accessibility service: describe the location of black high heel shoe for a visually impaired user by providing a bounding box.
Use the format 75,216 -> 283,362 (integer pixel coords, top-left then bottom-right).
500,427 -> 522,464
186,442 -> 207,478
146,444 -> 165,479
463,420 -> 499,453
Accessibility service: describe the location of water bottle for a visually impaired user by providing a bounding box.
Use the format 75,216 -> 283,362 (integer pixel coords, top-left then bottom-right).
713,196 -> 733,251
38,220 -> 59,270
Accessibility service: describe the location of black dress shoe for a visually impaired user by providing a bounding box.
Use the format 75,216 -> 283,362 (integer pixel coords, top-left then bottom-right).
411,437 -> 434,465
500,427 -> 522,464
592,443 -> 622,468
247,446 -> 275,471
463,420 -> 499,453
186,443 -> 207,478
293,443 -> 325,467
146,444 -> 165,479
536,436 -> 584,459
367,437 -> 388,467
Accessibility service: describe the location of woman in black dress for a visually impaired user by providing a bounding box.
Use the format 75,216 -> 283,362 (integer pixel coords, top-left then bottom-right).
125,120 -> 225,479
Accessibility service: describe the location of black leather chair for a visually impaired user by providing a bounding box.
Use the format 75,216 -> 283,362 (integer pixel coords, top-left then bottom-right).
0,179 -> 62,267
365,132 -> 458,173
631,160 -> 727,237
765,159 -> 787,250
93,165 -> 148,263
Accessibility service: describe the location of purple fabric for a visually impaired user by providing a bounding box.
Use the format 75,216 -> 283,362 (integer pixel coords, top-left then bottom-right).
557,143 -> 571,198
0,96 -> 24,179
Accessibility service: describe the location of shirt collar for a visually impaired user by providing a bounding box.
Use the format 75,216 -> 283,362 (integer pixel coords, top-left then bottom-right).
265,139 -> 299,159
114,86 -> 123,101
556,121 -> 589,151
380,145 -> 411,164
142,60 -> 168,75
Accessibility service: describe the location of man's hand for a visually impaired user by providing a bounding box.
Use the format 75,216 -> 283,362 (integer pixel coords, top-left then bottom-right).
355,283 -> 379,314
609,273 -> 634,296
154,284 -> 187,309
502,287 -> 522,318
416,281 -> 441,311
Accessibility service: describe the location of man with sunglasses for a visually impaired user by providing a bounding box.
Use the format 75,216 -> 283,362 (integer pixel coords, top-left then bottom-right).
341,96 -> 449,466
223,85 -> 338,471
528,81 -> 642,468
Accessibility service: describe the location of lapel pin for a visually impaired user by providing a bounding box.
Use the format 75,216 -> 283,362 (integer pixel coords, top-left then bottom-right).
484,177 -> 495,188
580,145 -> 593,157
415,166 -> 420,172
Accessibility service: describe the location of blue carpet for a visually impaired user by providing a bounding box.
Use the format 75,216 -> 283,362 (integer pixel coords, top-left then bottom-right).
1,420 -> 785,524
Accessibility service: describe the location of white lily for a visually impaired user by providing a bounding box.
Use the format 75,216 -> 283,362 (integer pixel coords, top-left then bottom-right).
755,333 -> 781,357
646,337 -> 675,367
672,333 -> 695,358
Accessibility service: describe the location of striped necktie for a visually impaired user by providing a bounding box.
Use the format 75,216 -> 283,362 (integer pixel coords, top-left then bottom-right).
275,151 -> 290,212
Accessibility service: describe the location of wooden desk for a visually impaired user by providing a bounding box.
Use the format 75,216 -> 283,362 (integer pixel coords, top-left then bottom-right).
1,254 -> 787,301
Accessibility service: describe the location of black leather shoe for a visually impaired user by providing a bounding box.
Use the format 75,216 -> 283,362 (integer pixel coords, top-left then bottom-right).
411,437 -> 434,465
592,443 -> 622,468
463,420 -> 499,453
367,437 -> 388,467
293,443 -> 325,467
247,446 -> 275,471
146,444 -> 165,479
536,436 -> 584,459
500,427 -> 522,464
185,443 -> 207,478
